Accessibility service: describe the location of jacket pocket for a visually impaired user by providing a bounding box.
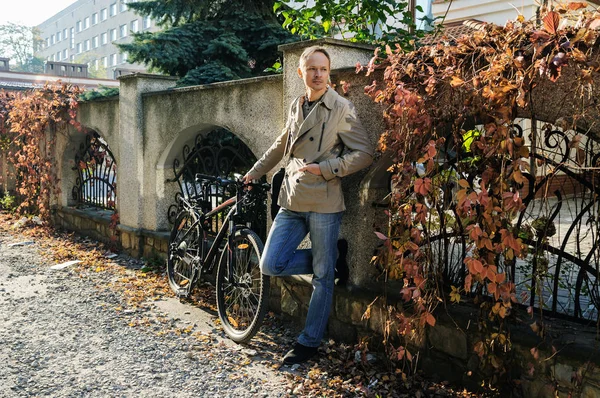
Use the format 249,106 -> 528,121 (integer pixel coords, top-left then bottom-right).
317,123 -> 326,152
298,172 -> 328,204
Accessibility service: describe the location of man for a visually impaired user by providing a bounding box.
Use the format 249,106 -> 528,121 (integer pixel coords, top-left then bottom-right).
244,46 -> 373,364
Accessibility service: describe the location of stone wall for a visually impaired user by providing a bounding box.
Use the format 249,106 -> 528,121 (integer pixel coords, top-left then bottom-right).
275,275 -> 600,397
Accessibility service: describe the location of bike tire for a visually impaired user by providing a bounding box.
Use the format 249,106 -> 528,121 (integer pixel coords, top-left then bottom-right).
216,228 -> 270,343
167,209 -> 201,298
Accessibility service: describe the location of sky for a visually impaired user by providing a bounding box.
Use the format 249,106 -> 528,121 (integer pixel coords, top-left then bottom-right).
0,0 -> 77,27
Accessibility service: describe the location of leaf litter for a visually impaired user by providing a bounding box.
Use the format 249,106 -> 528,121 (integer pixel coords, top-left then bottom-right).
0,211 -> 496,397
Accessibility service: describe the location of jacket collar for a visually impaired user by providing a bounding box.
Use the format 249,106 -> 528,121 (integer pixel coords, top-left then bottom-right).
299,86 -> 335,110
293,87 -> 336,141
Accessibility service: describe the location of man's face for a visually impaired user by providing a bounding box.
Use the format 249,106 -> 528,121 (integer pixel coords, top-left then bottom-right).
298,52 -> 330,94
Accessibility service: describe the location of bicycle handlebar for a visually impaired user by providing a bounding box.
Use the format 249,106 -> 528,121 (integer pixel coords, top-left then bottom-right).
194,173 -> 271,191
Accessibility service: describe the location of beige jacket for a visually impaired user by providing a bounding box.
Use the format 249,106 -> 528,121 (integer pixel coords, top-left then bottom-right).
248,87 -> 373,213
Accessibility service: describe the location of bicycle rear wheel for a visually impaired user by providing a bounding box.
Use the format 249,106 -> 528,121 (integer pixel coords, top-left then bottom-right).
216,228 -> 270,343
167,209 -> 201,298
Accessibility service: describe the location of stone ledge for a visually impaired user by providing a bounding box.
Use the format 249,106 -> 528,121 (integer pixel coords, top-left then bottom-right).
143,74 -> 283,98
278,38 -> 376,52
118,73 -> 179,82
57,206 -> 113,225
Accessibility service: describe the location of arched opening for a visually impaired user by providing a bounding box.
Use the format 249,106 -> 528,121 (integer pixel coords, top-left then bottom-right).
165,127 -> 267,239
71,130 -> 117,211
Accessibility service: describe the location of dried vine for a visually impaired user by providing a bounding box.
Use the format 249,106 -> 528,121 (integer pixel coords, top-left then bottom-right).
0,83 -> 83,219
365,5 -> 600,386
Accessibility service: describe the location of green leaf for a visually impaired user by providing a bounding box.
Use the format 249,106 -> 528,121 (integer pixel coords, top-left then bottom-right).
322,19 -> 332,33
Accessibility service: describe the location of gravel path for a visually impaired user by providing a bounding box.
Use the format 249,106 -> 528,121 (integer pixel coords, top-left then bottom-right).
0,234 -> 290,397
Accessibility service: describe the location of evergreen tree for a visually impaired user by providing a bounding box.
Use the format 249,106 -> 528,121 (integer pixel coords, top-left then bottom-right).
119,0 -> 297,86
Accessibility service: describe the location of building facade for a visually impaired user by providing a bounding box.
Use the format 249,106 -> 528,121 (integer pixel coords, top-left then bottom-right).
35,0 -> 159,79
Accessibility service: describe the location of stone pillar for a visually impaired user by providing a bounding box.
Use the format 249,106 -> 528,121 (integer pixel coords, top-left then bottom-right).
117,73 -> 177,235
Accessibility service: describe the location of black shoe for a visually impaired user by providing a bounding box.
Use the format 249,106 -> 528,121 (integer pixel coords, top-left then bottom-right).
282,343 -> 319,365
335,239 -> 349,286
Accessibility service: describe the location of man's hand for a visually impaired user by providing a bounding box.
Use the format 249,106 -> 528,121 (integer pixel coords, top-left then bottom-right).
242,173 -> 253,184
298,163 -> 322,176
242,173 -> 254,190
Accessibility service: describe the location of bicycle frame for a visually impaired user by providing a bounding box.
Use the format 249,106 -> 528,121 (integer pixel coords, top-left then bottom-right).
174,175 -> 263,286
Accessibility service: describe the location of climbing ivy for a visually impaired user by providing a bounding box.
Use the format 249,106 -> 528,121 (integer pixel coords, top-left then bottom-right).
0,84 -> 83,219
366,5 -> 600,387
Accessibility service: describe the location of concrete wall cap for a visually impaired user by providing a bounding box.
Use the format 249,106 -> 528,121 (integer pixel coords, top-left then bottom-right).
278,38 -> 376,53
117,73 -> 179,82
142,74 -> 283,98
79,96 -> 120,104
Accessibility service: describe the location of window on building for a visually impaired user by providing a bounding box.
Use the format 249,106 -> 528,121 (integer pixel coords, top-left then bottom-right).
51,34 -> 55,45
130,20 -> 139,33
94,59 -> 99,70
76,42 -> 82,54
120,0 -> 128,12
70,28 -> 75,48
63,28 -> 68,39
110,53 -> 117,66
143,16 -> 151,29
84,40 -> 90,51
56,31 -> 62,42
92,36 -> 99,48
63,49 -> 68,59
92,13 -> 98,25
101,32 -> 108,45
45,38 -> 50,47
121,52 -> 128,63
76,20 -> 82,32
101,8 -> 108,21
84,17 -> 90,29
51,54 -> 55,61
102,56 -> 108,68
110,3 -> 117,16
119,24 -> 127,38
110,28 -> 117,41
56,51 -> 61,61
70,55 -> 75,62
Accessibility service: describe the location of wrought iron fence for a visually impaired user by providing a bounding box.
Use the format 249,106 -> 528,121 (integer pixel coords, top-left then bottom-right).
167,128 -> 266,239
424,120 -> 600,324
72,132 -> 117,210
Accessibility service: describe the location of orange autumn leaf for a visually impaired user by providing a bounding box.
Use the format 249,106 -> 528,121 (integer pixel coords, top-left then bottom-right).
414,178 -> 432,196
450,75 -> 465,87
568,1 -> 587,10
543,11 -> 560,34
425,312 -> 436,327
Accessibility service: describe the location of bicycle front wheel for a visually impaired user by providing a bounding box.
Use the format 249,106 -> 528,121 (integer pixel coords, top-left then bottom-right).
216,228 -> 270,343
167,209 -> 201,298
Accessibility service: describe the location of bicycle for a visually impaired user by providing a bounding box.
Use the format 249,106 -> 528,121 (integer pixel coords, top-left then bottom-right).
167,173 -> 270,343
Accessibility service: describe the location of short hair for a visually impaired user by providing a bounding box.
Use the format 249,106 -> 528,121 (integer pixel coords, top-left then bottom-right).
298,46 -> 331,71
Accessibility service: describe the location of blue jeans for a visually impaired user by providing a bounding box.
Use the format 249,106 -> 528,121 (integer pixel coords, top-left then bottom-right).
260,208 -> 343,347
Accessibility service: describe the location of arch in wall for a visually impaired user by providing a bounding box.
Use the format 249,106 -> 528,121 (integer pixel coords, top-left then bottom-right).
157,123 -> 266,237
59,125 -> 117,211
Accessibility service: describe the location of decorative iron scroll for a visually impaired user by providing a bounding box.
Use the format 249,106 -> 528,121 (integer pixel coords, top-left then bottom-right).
424,122 -> 600,324
167,128 -> 266,238
72,132 -> 117,210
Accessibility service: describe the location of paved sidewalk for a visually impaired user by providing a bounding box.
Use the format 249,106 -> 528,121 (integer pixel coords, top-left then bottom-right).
0,234 -> 289,398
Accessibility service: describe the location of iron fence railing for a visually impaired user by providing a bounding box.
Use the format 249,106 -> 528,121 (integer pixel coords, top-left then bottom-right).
72,132 -> 117,210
